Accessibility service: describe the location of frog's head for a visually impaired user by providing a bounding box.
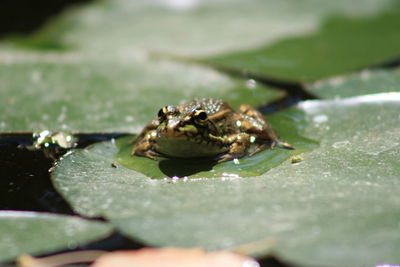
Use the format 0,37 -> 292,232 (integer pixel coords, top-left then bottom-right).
156,105 -> 218,139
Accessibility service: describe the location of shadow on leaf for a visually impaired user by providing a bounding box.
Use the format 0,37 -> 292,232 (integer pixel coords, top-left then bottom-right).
158,158 -> 217,178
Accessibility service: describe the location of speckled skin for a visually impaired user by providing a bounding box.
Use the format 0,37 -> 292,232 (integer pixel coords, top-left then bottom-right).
131,98 -> 292,162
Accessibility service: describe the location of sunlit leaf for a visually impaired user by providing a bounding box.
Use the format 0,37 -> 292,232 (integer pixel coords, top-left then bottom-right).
52,92 -> 400,266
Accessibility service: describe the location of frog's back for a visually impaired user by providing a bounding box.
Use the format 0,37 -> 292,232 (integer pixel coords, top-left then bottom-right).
180,98 -> 232,115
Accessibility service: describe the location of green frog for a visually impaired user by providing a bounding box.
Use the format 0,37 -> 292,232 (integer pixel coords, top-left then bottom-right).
131,98 -> 293,162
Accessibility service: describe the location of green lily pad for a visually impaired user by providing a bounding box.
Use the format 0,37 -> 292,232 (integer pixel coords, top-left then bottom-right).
307,68 -> 400,99
205,6 -> 400,81
0,211 -> 113,262
0,48 -> 281,132
19,0 -> 394,56
51,92 -> 400,266
114,110 -> 317,179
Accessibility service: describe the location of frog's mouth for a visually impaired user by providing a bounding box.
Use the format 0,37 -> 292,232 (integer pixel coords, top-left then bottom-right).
155,127 -> 227,158
157,123 -> 199,140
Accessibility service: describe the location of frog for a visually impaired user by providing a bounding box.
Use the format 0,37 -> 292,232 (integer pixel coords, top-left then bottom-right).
131,98 -> 293,162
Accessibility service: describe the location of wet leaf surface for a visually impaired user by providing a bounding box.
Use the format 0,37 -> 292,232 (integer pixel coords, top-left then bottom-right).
52,93 -> 400,266
0,211 -> 113,262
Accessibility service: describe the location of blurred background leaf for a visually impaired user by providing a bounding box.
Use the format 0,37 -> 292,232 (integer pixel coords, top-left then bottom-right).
0,211 -> 112,262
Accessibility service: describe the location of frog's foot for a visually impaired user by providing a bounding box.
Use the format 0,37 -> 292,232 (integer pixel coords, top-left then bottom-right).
217,133 -> 250,163
131,140 -> 159,161
274,140 -> 294,150
132,147 -> 160,160
248,140 -> 294,157
248,143 -> 266,157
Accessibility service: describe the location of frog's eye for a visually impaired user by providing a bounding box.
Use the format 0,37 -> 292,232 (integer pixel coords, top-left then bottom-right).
157,106 -> 168,120
194,110 -> 208,121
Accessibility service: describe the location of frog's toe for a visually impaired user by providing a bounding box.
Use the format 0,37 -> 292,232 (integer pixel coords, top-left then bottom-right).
217,154 -> 232,163
143,150 -> 159,160
217,153 -> 244,163
275,140 -> 294,150
248,144 -> 266,156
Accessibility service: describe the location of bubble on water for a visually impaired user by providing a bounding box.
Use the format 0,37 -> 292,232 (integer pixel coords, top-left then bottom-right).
246,79 -> 257,89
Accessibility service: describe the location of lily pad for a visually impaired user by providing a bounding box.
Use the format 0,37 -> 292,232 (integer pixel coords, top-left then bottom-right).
0,210 -> 113,262
205,6 -> 400,81
22,0 -> 394,55
307,68 -> 400,99
51,92 -> 400,266
114,110 -> 317,179
0,48 -> 281,132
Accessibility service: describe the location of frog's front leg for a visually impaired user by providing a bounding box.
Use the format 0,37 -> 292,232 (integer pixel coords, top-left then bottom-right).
131,121 -> 161,160
217,133 -> 251,163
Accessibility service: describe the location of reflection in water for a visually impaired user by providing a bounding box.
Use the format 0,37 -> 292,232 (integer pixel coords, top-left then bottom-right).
158,158 -> 216,178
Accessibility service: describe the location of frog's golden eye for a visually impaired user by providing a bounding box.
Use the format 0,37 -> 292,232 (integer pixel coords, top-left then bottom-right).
157,106 -> 168,120
194,110 -> 208,121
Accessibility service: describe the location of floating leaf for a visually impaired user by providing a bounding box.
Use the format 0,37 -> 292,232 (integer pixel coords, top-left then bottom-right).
205,6 -> 400,81
52,92 -> 400,266
0,48 -> 281,132
307,69 -> 400,99
0,211 -> 113,262
23,0 -> 394,55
